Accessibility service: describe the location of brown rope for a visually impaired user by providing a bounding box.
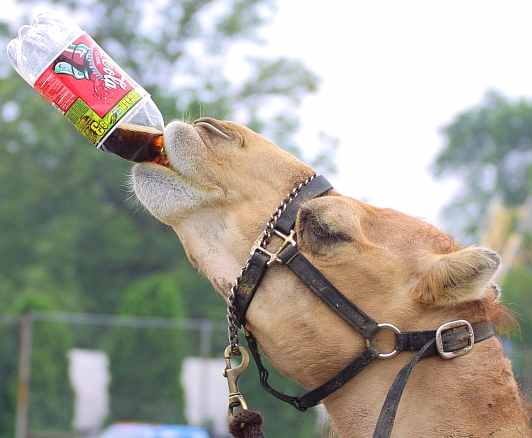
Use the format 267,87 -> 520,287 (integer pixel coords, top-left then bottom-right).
229,409 -> 264,438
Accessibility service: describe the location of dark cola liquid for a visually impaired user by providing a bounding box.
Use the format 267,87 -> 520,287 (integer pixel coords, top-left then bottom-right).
102,123 -> 164,163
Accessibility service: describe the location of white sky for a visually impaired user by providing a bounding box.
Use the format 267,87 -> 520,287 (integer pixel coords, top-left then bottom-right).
5,1 -> 532,226
263,1 -> 532,226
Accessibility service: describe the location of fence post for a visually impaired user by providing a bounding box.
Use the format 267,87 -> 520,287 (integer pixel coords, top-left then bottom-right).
15,313 -> 32,438
199,319 -> 213,358
198,319 -> 213,424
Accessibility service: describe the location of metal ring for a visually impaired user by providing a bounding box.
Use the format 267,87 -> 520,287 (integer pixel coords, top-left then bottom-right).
365,322 -> 401,359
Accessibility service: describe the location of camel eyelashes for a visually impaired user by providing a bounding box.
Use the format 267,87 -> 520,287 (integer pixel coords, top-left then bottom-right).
295,200 -> 361,256
299,208 -> 352,244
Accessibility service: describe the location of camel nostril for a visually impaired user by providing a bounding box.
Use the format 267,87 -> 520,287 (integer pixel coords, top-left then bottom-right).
193,117 -> 232,140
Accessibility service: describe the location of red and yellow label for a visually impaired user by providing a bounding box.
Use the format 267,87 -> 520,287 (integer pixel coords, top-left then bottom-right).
34,33 -> 145,145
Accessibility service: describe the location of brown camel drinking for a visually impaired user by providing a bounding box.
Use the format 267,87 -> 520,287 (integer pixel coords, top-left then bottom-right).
131,117 -> 530,437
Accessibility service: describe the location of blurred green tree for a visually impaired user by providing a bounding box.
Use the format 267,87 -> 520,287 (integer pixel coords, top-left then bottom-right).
434,91 -> 532,392
107,272 -> 187,423
434,91 -> 532,238
0,0 -> 330,436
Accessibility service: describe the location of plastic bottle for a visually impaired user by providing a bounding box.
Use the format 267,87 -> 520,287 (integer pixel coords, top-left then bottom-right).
7,12 -> 166,163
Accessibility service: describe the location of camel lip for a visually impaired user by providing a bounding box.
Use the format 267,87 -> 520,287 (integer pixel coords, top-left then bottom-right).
133,157 -> 184,183
159,120 -> 212,182
133,160 -> 179,175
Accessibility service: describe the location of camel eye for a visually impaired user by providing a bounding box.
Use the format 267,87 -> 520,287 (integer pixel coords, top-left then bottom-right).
297,206 -> 352,254
306,215 -> 352,243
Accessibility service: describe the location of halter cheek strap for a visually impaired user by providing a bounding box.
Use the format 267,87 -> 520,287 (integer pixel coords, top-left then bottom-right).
228,175 -> 496,438
233,175 -> 335,325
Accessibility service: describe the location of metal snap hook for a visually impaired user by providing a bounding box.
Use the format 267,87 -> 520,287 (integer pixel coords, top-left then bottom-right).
223,345 -> 251,416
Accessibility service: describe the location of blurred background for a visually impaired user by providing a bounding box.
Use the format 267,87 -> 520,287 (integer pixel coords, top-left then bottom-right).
0,1 -> 531,437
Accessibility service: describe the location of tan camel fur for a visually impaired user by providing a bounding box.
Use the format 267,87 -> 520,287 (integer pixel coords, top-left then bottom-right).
131,118 -> 530,437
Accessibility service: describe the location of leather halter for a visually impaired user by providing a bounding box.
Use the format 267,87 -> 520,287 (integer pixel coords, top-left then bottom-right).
230,175 -> 495,438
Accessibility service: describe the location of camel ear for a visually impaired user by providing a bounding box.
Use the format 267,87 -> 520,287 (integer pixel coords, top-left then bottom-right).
413,246 -> 501,305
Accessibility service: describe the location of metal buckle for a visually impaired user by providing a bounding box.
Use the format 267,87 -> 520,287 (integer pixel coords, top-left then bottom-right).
435,320 -> 474,360
251,229 -> 297,265
365,322 -> 401,359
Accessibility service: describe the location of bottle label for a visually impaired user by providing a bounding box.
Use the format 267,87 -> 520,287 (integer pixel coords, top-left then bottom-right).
34,33 -> 146,146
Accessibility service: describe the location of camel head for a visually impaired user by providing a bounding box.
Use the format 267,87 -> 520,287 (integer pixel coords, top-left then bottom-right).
131,118 -> 503,389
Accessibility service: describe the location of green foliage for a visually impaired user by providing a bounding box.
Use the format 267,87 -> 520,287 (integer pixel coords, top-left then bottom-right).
29,319 -> 75,431
0,0 -> 328,436
502,265 -> 532,388
435,91 -> 532,238
503,265 -> 532,344
108,272 -> 187,423
118,272 -> 186,318
0,320 -> 19,438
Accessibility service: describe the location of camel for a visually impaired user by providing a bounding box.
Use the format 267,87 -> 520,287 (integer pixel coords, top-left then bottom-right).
131,117 -> 530,437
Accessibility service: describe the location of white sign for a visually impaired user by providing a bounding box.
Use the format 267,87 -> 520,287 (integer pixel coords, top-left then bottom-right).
181,357 -> 228,436
68,349 -> 110,434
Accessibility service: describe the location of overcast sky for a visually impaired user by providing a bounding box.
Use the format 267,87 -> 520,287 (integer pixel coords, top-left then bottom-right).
6,1 -> 532,228
262,1 -> 532,227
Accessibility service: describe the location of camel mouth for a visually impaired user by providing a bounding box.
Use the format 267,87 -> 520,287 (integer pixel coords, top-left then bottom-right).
130,120 -> 220,224
150,152 -> 171,168
133,120 -> 208,180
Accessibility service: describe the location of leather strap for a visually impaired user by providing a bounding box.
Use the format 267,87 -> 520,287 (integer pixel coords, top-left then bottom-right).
234,251 -> 270,325
296,348 -> 378,410
397,321 -> 495,354
373,321 -> 495,438
278,246 -> 379,339
245,331 -> 379,411
234,175 -> 333,325
246,320 -> 495,416
275,176 -> 334,235
373,339 -> 436,438
373,322 -> 495,438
